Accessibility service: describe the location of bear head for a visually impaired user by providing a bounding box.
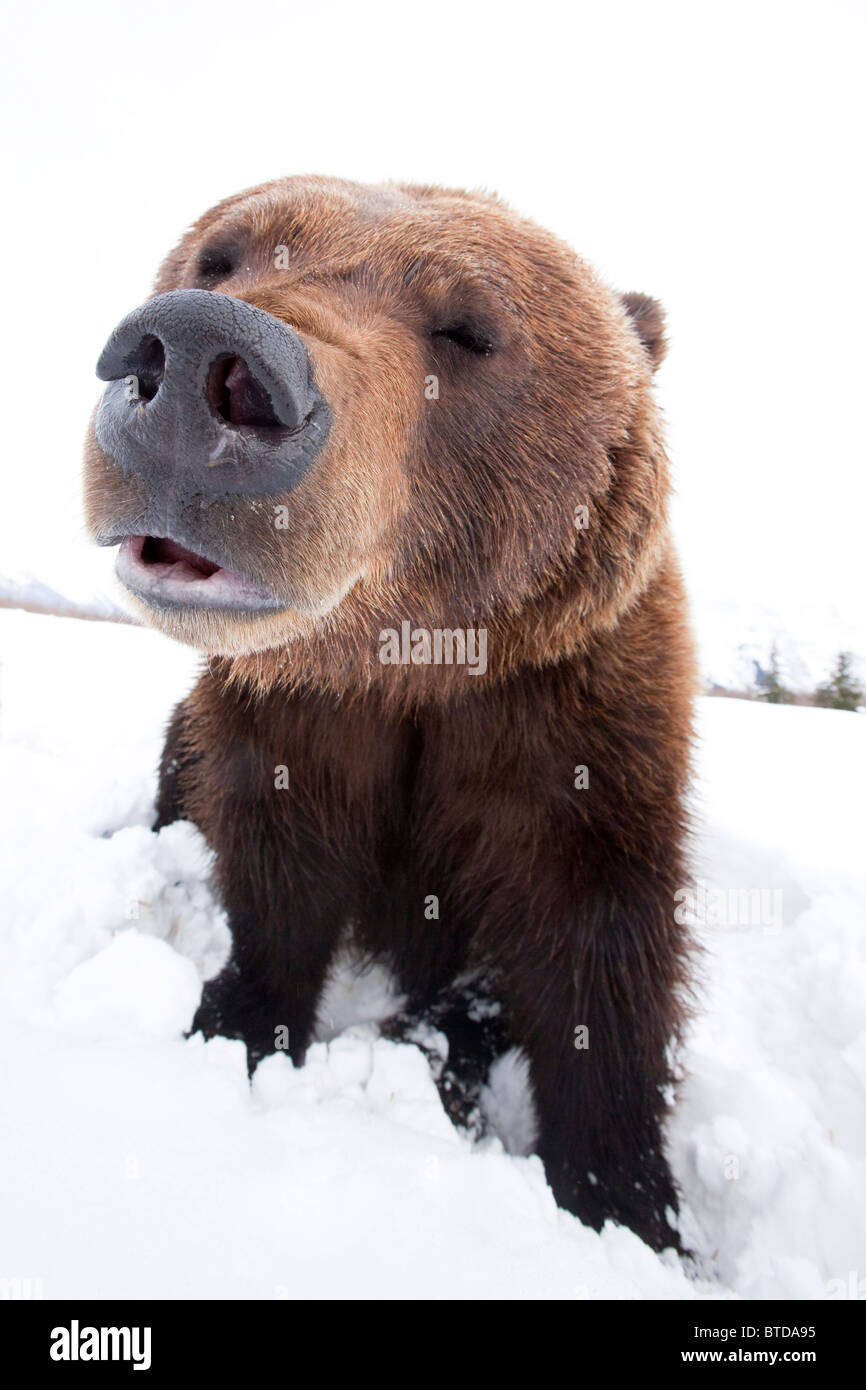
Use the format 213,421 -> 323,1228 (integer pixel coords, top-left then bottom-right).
84,176 -> 669,698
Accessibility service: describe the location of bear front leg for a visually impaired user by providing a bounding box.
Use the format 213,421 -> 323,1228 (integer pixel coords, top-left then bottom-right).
500,870 -> 689,1252
152,700 -> 335,1066
191,832 -> 349,1072
161,682 -> 414,1076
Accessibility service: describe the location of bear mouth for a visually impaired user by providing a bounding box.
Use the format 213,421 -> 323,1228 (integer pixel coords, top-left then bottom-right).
116,535 -> 284,613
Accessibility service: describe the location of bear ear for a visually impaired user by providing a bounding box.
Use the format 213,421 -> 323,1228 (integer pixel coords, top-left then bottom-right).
620,292 -> 667,371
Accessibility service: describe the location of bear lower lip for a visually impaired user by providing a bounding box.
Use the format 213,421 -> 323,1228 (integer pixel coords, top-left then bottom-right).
116,534 -> 283,613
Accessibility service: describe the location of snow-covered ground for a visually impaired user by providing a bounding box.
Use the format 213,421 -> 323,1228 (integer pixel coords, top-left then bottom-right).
0,608 -> 864,1300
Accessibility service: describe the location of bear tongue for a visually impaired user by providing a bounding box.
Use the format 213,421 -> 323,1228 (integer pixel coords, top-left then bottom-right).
143,536 -> 221,579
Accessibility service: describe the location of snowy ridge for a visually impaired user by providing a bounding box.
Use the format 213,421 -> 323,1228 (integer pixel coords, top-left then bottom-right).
695,595 -> 866,697
0,570 -> 129,624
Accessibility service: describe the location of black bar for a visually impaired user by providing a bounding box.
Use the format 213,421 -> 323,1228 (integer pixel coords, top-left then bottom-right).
2,1297 -> 858,1374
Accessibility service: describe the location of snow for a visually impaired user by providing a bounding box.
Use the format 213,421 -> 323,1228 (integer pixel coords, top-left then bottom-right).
0,607 -> 864,1299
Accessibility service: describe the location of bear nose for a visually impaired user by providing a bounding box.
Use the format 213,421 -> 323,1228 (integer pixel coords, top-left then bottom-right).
94,289 -> 330,500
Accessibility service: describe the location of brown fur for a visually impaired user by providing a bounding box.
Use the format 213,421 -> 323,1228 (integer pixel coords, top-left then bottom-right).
84,176 -> 697,1250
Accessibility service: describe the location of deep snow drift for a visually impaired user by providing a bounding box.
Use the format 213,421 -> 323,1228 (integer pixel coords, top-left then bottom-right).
0,608 -> 863,1299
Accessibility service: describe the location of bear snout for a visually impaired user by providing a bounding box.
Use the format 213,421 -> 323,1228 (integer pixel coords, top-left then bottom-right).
94,288 -> 331,509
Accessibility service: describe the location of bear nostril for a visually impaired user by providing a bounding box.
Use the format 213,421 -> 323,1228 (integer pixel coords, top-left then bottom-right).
207,354 -> 283,430
132,335 -> 165,401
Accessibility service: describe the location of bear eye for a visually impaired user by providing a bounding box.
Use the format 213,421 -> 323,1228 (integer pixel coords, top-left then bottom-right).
195,244 -> 239,285
432,322 -> 495,356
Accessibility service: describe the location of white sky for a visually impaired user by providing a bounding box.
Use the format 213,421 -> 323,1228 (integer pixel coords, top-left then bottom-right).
1,0 -> 863,632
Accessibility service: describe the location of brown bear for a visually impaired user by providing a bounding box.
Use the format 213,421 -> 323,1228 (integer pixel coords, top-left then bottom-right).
83,176 -> 696,1252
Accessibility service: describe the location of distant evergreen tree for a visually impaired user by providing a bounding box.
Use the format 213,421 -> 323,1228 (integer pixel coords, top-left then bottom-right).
814,652 -> 863,712
759,645 -> 795,704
